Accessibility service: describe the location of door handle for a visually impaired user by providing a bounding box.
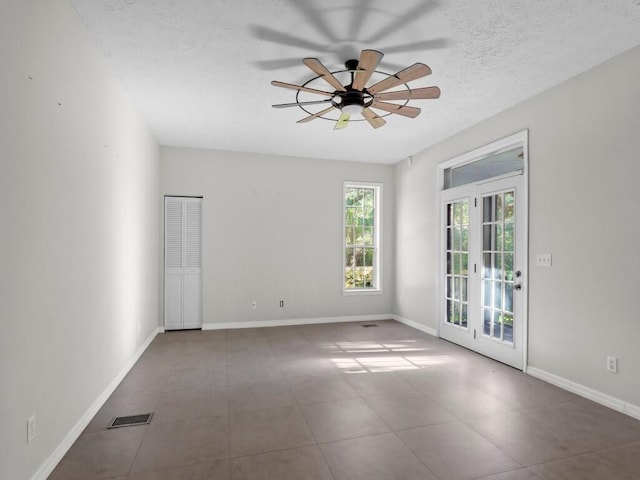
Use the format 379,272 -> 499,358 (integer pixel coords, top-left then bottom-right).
514,283 -> 522,291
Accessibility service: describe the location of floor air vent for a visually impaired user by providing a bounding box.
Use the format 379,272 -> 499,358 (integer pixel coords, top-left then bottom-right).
361,324 -> 379,328
108,413 -> 153,429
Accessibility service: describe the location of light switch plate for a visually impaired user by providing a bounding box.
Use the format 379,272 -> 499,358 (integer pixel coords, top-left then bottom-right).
536,253 -> 552,267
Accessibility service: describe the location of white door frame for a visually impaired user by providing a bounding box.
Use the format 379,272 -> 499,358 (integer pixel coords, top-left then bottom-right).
436,130 -> 529,371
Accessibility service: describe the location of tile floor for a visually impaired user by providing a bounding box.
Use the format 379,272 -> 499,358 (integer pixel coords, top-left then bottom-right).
49,320 -> 640,480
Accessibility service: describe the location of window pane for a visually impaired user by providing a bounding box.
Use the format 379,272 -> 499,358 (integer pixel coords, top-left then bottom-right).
363,227 -> 373,246
504,253 -> 514,281
363,267 -> 373,287
461,226 -> 469,251
483,280 -> 491,307
493,311 -> 502,339
493,281 -> 502,309
364,248 -> 374,267
483,309 -> 491,335
344,267 -> 354,288
345,248 -> 354,266
483,225 -> 492,251
355,248 -> 364,267
493,253 -> 502,280
461,303 -> 468,327
483,196 -> 493,222
504,223 -> 514,252
443,147 -> 524,189
505,283 -> 513,313
504,191 -> 515,221
345,227 -> 354,246
483,253 -> 491,278
504,313 -> 514,343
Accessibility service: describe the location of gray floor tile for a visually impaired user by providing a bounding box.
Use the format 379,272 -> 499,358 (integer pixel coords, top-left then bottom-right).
229,406 -> 315,457
130,416 -> 229,474
341,371 -> 416,397
364,389 -> 457,430
320,432 -> 437,480
301,398 -> 390,443
49,427 -> 147,479
230,445 -> 334,480
290,374 -> 359,405
522,401 -> 640,450
227,380 -> 296,413
127,459 -> 229,479
598,440 -> 640,475
468,411 -> 590,466
529,452 -> 640,480
153,386 -> 228,423
397,422 -> 521,480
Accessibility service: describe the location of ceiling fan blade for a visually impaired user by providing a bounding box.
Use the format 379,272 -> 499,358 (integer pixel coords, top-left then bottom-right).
371,101 -> 421,118
302,58 -> 346,92
334,112 -> 350,130
272,99 -> 333,109
361,108 -> 386,129
367,63 -> 432,95
380,38 -> 450,54
365,0 -> 439,43
250,25 -> 328,52
271,80 -> 335,97
297,105 -> 336,123
353,49 -> 384,91
374,86 -> 441,101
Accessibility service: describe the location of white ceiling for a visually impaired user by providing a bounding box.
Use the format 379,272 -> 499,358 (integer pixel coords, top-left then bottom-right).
71,0 -> 640,164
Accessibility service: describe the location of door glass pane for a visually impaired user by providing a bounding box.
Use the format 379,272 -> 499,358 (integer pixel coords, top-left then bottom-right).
481,190 -> 516,345
444,199 -> 469,329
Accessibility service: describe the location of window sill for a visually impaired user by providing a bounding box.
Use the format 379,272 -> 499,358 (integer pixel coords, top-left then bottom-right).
343,289 -> 383,296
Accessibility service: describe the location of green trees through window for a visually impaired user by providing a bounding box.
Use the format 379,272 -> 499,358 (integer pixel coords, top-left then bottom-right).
344,184 -> 379,290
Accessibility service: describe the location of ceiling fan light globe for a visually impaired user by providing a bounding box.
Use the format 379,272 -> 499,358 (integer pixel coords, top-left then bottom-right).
342,103 -> 364,115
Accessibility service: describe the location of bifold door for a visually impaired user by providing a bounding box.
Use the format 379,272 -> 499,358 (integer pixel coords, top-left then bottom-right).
164,196 -> 202,330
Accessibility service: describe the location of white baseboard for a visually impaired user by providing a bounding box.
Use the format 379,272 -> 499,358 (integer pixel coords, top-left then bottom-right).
393,315 -> 438,337
202,314 -> 394,330
527,366 -> 640,421
32,326 -> 163,480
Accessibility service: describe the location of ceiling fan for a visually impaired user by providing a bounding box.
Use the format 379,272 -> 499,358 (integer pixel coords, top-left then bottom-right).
271,49 -> 441,129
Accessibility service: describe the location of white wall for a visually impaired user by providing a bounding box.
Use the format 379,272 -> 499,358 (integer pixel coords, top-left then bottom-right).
161,147 -> 395,326
0,1 -> 160,479
395,46 -> 640,408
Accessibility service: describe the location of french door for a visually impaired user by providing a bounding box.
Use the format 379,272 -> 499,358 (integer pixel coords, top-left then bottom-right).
440,174 -> 526,369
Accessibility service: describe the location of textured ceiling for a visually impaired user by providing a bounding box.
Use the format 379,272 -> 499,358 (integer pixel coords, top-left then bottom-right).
71,0 -> 640,164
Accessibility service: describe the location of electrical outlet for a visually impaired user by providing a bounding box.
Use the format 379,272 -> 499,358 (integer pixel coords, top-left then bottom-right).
251,300 -> 257,309
27,415 -> 36,444
536,253 -> 552,267
607,356 -> 618,373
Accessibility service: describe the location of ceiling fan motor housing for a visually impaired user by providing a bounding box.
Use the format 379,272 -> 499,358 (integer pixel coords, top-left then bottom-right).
339,89 -> 367,115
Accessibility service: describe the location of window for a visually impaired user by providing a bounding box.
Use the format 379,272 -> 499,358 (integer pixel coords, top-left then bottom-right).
343,182 -> 381,292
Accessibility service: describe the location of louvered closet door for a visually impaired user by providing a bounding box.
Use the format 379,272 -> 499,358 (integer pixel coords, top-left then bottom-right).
164,197 -> 202,330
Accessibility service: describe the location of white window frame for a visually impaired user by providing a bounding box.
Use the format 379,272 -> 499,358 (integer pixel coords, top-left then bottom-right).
342,181 -> 382,295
